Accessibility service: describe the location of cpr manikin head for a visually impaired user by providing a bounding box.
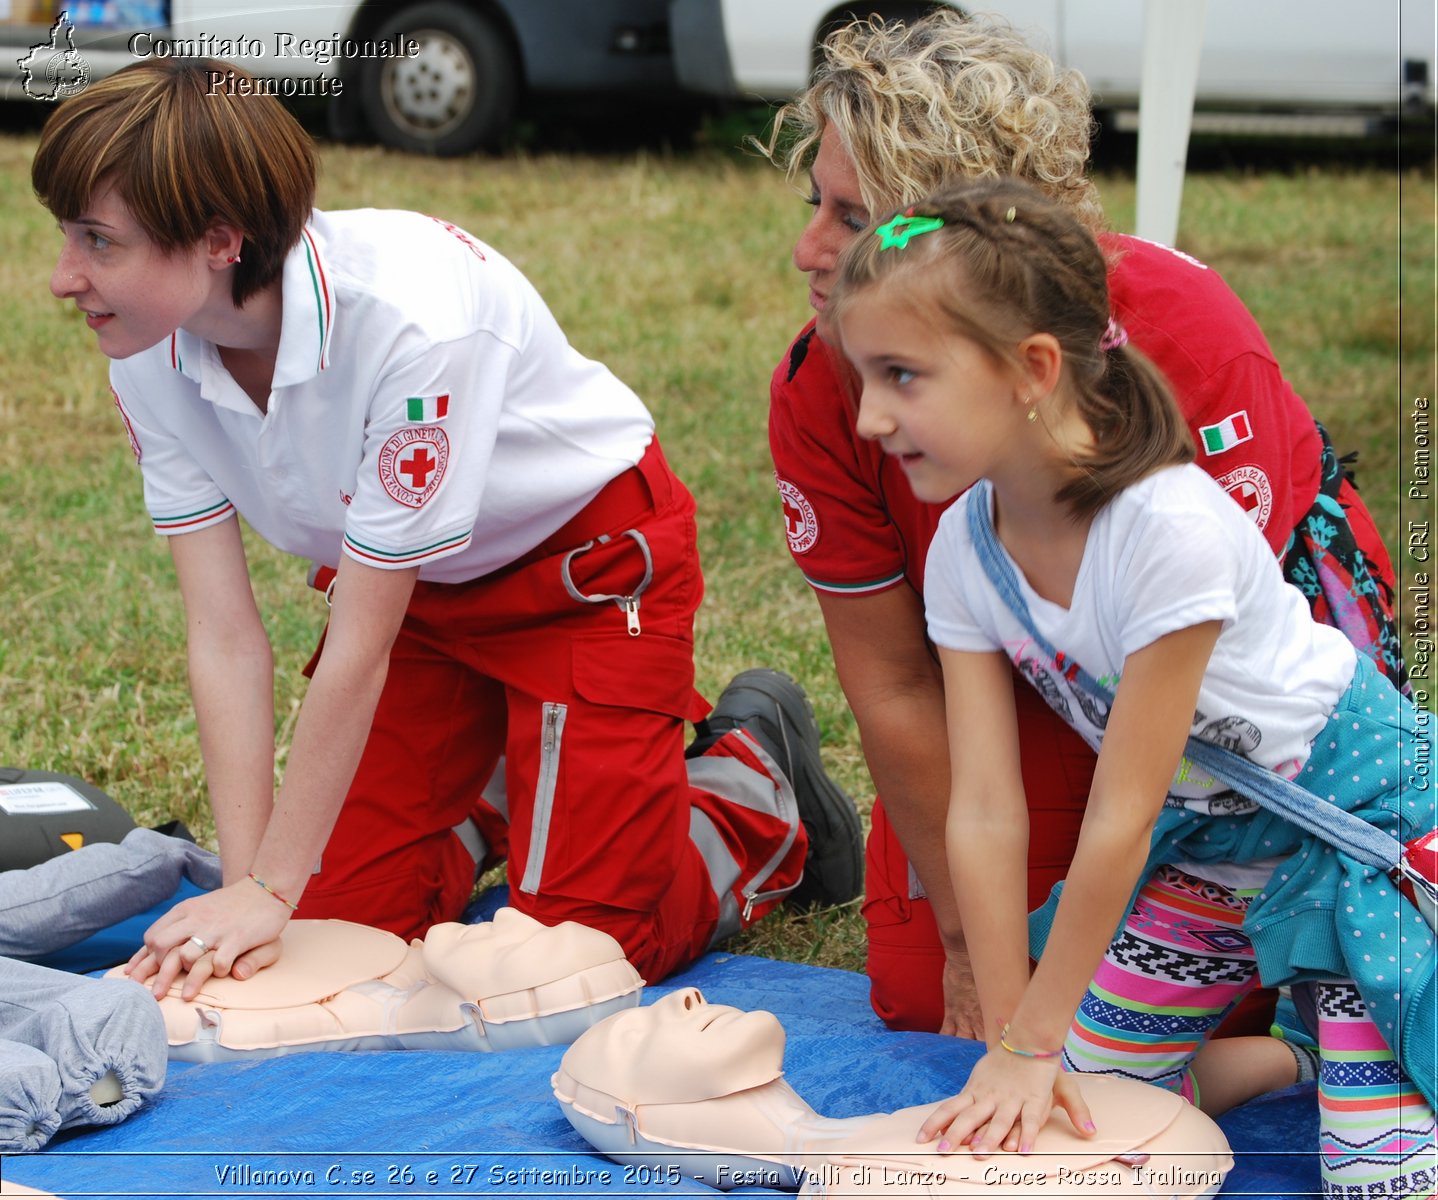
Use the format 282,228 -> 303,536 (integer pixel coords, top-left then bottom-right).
417,908 -> 641,1024
560,988 -> 785,1104
554,990 -> 1233,1198
113,910 -> 644,1061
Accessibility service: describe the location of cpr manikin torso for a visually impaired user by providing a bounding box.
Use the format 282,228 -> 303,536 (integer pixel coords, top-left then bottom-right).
552,990 -> 1234,1198
113,909 -> 643,1061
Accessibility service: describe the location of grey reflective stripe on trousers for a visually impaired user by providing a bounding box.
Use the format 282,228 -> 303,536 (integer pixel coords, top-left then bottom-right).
686,737 -> 801,944
519,702 -> 567,895
480,759 -> 509,823
453,761 -> 506,872
515,717 -> 802,935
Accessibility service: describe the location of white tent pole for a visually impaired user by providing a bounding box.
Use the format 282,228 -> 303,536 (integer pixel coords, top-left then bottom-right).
1134,0 -> 1208,246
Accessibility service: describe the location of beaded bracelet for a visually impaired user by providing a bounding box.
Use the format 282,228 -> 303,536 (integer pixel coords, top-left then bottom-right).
997,1023 -> 1062,1059
248,872 -> 299,912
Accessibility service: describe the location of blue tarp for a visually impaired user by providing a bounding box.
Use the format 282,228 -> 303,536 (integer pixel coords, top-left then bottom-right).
4,947 -> 1317,1199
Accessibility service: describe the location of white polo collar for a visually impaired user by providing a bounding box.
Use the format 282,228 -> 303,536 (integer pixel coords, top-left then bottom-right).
166,217 -> 336,394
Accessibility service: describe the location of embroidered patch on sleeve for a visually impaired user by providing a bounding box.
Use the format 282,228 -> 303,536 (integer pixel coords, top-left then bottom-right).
776,476 -> 818,554
378,426 -> 450,508
1198,410 -> 1253,455
1217,464 -> 1273,530
406,393 -> 449,423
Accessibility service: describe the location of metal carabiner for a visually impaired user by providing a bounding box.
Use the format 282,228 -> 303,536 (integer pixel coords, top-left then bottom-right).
559,529 -> 653,637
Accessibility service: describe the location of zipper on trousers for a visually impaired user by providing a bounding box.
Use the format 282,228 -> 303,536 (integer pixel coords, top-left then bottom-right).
519,702 -> 567,895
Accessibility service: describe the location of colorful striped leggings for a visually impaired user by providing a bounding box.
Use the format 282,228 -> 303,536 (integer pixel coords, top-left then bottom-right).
1064,865 -> 1435,1198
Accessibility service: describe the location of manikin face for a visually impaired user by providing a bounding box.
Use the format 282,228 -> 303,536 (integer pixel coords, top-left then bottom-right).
422,907 -> 629,999
791,129 -> 872,342
429,906 -> 550,955
839,285 -> 1025,505
50,183 -> 222,360
565,988 -> 785,1102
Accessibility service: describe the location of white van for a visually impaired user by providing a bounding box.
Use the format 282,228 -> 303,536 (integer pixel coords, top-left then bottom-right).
670,0 -> 1435,134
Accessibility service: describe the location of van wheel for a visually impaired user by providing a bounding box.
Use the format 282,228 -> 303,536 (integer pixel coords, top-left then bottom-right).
361,2 -> 518,155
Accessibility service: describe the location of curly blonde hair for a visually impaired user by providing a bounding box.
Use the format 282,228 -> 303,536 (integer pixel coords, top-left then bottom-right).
759,8 -> 1103,229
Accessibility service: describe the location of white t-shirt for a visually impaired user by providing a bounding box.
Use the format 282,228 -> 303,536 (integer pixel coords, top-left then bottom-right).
924,465 -> 1357,813
109,209 -> 655,582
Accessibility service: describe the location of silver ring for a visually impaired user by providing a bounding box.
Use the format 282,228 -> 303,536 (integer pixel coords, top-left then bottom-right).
187,935 -> 210,954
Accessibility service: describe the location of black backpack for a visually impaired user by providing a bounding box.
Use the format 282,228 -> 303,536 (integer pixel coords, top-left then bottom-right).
0,767 -> 136,872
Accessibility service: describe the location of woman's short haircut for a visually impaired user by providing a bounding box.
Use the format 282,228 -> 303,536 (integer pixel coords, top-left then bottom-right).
760,9 -> 1103,229
32,58 -> 315,305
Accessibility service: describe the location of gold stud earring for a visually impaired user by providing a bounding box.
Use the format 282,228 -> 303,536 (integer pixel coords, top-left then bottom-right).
1024,394 -> 1038,422
1027,407 -> 1038,423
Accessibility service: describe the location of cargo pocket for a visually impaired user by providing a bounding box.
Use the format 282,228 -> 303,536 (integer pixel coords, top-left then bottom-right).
518,634 -> 699,899
570,632 -> 699,720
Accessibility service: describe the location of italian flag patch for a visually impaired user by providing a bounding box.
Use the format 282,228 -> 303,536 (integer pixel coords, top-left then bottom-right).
406,393 -> 449,423
1198,410 -> 1252,455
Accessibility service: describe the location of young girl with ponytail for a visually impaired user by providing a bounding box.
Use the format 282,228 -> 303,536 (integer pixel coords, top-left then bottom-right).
766,10 -> 1402,1048
830,177 -> 1434,1198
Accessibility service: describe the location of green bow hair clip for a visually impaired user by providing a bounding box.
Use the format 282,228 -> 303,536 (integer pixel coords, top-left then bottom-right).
875,211 -> 944,250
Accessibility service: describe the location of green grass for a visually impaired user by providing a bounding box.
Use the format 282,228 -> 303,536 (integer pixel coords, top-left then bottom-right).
1,133 -> 1431,974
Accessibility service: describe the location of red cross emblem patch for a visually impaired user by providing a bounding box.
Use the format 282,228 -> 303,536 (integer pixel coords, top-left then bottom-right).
1217,464 -> 1273,530
776,476 -> 818,554
378,426 -> 450,508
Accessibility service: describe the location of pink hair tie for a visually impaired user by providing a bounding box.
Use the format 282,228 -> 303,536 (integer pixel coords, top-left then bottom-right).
1099,317 -> 1128,352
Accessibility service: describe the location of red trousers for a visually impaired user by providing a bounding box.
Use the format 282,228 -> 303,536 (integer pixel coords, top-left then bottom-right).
864,678 -> 1276,1036
296,442 -> 804,983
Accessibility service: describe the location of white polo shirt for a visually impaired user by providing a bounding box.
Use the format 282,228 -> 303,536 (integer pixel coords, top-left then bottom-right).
108,209 -> 655,582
